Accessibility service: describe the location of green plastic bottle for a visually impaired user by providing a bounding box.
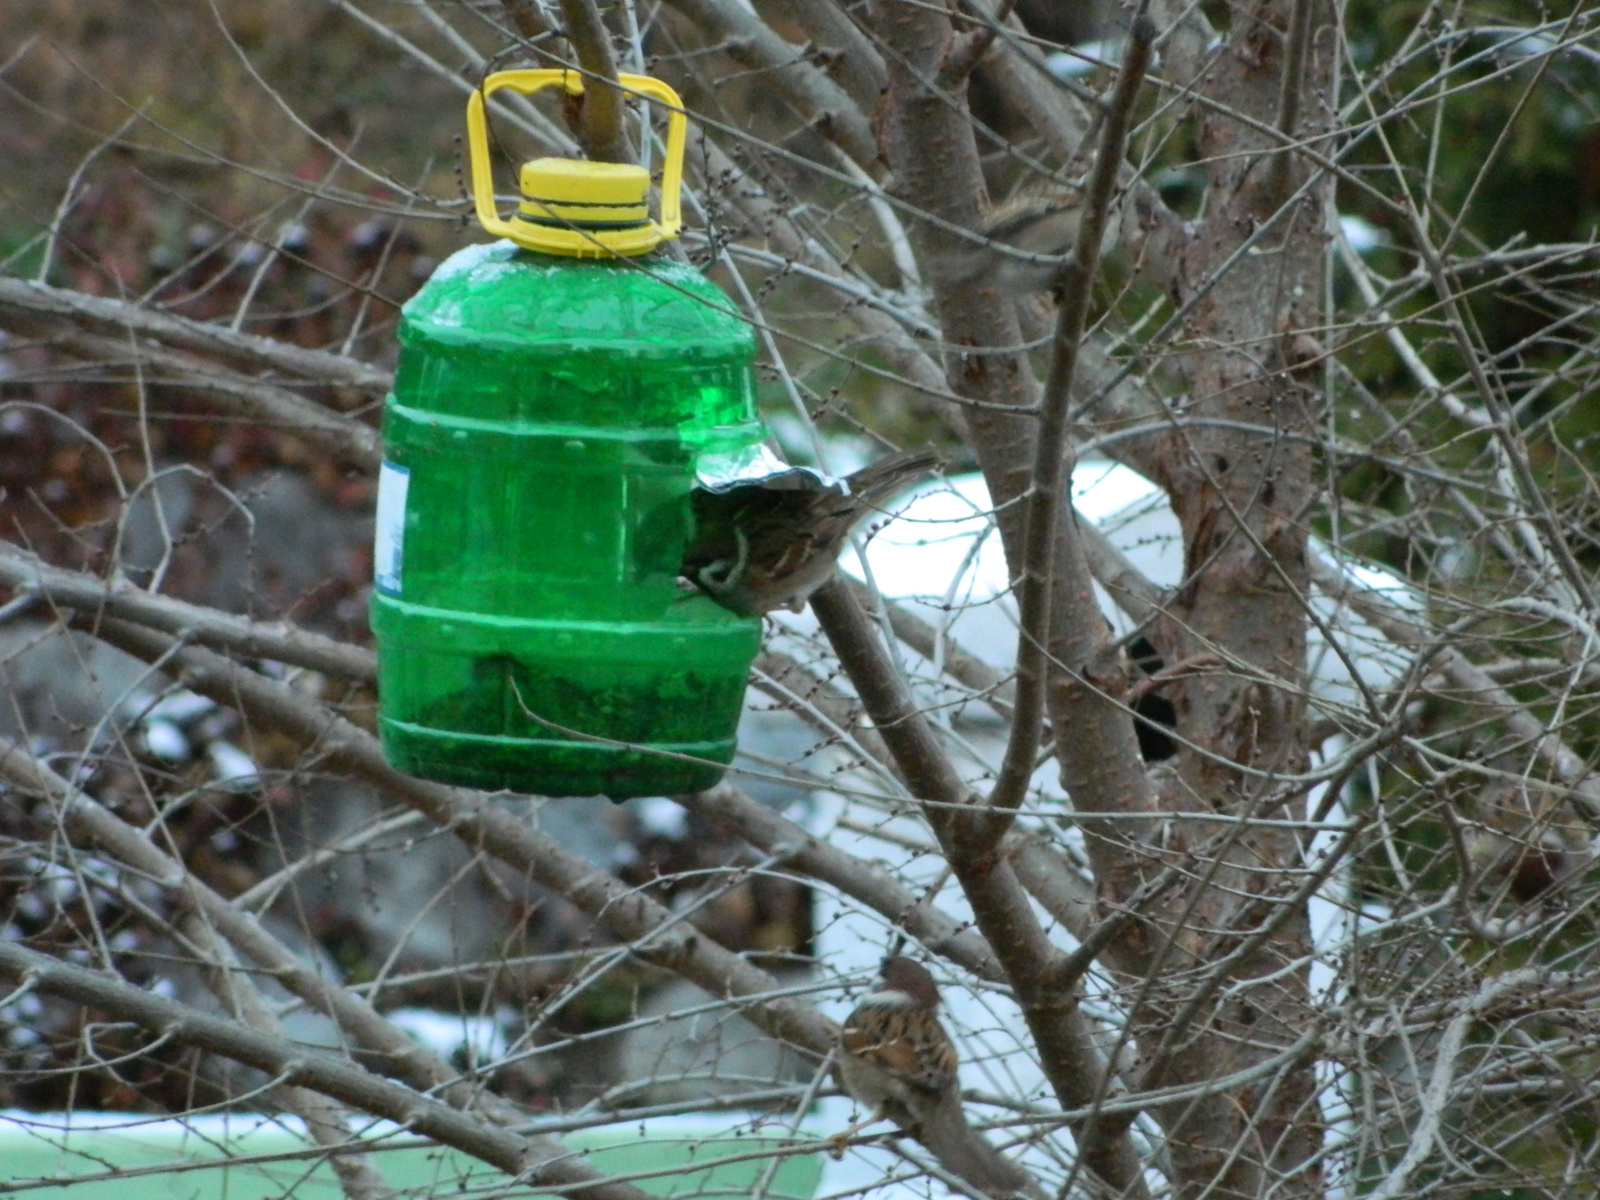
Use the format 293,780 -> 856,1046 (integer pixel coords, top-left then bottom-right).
370,70 -> 764,798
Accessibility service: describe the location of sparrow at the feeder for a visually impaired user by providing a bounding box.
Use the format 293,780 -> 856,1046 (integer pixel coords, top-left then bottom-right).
681,448 -> 940,617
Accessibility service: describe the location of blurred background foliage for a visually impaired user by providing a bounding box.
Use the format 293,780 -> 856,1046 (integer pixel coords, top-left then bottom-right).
1331,0 -> 1600,564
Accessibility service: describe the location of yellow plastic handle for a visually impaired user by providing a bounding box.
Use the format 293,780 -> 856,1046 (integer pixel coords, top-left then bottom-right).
465,69 -> 686,245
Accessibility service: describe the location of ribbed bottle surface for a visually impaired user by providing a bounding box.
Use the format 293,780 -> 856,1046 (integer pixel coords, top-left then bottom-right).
372,241 -> 763,797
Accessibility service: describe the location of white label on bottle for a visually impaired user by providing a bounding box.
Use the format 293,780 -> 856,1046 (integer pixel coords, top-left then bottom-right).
374,461 -> 410,596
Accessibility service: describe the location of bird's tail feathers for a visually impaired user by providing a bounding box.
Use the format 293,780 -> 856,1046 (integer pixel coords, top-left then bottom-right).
846,448 -> 942,507
918,1094 -> 1048,1200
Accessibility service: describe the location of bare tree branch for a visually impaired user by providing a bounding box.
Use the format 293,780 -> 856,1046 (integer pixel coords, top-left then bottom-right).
664,0 -> 881,173
73,616 -> 839,1057
0,540 -> 377,682
0,938 -> 655,1200
554,0 -> 631,163
986,15 -> 1152,828
811,578 -> 1149,1198
0,276 -> 392,395
761,1 -> 887,113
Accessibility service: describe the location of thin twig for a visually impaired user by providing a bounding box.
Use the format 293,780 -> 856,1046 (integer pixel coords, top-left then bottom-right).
1266,0 -> 1314,208
1309,555 -> 1600,819
984,14 -> 1154,828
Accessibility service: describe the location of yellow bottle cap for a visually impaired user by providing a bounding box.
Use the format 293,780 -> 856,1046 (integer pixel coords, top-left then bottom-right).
518,159 -> 650,227
467,71 -> 686,258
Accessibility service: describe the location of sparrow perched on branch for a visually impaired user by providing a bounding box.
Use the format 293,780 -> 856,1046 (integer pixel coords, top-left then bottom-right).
948,184 -> 1085,294
1460,739 -> 1593,905
1465,825 -> 1583,904
837,955 -> 960,1138
834,956 -> 1044,1200
680,448 -> 941,617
